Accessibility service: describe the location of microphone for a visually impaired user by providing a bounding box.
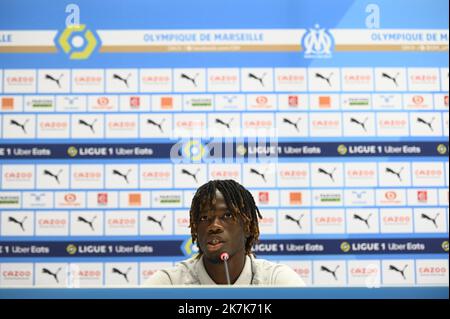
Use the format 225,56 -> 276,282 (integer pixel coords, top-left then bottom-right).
220,252 -> 231,285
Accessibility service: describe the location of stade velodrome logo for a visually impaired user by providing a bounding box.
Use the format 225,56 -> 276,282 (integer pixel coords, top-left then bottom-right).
0,27 -> 447,59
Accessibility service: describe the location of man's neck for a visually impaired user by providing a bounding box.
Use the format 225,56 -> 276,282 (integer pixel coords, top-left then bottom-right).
203,252 -> 247,285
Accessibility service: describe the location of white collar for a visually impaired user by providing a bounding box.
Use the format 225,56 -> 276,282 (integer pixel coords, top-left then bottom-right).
196,255 -> 253,285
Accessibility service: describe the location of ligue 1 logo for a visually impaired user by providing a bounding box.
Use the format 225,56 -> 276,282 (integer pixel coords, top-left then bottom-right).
437,144 -> 447,155
236,144 -> 247,156
182,140 -> 206,162
67,146 -> 78,157
57,24 -> 99,60
182,238 -> 199,257
66,244 -> 78,255
340,241 -> 351,253
442,241 -> 449,252
337,144 -> 348,155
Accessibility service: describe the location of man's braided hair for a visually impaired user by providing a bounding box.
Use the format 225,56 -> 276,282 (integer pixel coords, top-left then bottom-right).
189,180 -> 263,255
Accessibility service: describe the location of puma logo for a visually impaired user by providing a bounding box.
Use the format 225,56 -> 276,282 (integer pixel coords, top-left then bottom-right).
385,167 -> 403,181
417,117 -> 435,132
45,74 -> 64,88
382,72 -> 400,87
283,118 -> 301,132
77,215 -> 97,231
248,73 -> 266,87
42,267 -> 62,283
250,168 -> 268,183
112,267 -> 132,282
113,169 -> 132,184
320,265 -> 340,281
318,168 -> 337,182
43,169 -> 63,184
10,119 -> 29,134
181,73 -> 198,87
350,117 -> 368,132
113,73 -> 132,88
215,118 -> 234,132
353,213 -> 372,229
389,264 -> 408,280
78,119 -> 97,134
147,118 -> 166,133
147,215 -> 166,230
285,214 -> 304,229
181,168 -> 201,183
421,213 -> 439,228
315,72 -> 333,87
8,216 -> 27,231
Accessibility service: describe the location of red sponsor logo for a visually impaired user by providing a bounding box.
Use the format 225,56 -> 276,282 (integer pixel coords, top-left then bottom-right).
74,76 -> 102,85
288,96 -> 299,107
129,96 -> 140,108
412,95 -> 425,105
244,120 -> 273,128
344,75 -> 371,83
76,270 -> 102,278
256,96 -> 268,104
39,121 -> 68,130
415,169 -> 443,178
293,267 -> 310,276
350,267 -> 378,276
108,218 -> 136,226
277,75 -> 305,83
38,218 -> 67,226
6,76 -> 34,85
418,267 -> 447,275
384,191 -> 398,200
74,172 -> 102,180
280,170 -> 308,178
315,217 -> 343,224
410,75 -> 438,83
259,217 -> 275,224
176,217 -> 190,225
312,119 -> 339,128
97,193 -> 108,205
211,170 -> 239,179
383,216 -> 410,224
142,269 -> 159,277
142,75 -> 170,84
379,119 -> 407,128
176,120 -> 205,129
97,97 -> 109,106
108,121 -> 136,129
2,270 -> 32,278
4,172 -> 33,181
209,75 -> 238,83
64,193 -> 77,203
347,170 -> 375,178
258,192 -> 269,204
417,191 -> 428,202
142,171 -> 171,179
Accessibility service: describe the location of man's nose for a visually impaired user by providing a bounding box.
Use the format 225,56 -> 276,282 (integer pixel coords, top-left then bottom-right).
207,216 -> 224,233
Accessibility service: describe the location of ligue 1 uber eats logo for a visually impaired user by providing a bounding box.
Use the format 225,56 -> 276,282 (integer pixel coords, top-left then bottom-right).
55,5 -> 99,59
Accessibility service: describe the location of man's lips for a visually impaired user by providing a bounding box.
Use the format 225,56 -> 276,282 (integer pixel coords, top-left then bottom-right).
207,238 -> 225,245
205,237 -> 226,251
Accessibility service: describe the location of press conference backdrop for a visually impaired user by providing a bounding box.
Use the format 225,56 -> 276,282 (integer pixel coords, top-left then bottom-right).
0,0 -> 448,294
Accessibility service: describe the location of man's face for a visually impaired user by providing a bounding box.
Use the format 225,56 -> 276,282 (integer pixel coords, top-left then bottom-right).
196,189 -> 247,262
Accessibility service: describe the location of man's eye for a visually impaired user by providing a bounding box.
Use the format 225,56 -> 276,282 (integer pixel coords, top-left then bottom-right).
224,212 -> 233,219
199,216 -> 208,222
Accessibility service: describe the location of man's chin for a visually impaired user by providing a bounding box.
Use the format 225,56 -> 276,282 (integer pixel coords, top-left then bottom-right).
202,249 -> 224,264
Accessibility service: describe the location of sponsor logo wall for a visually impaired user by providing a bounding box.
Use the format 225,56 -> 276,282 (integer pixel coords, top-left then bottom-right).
0,0 -> 448,288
